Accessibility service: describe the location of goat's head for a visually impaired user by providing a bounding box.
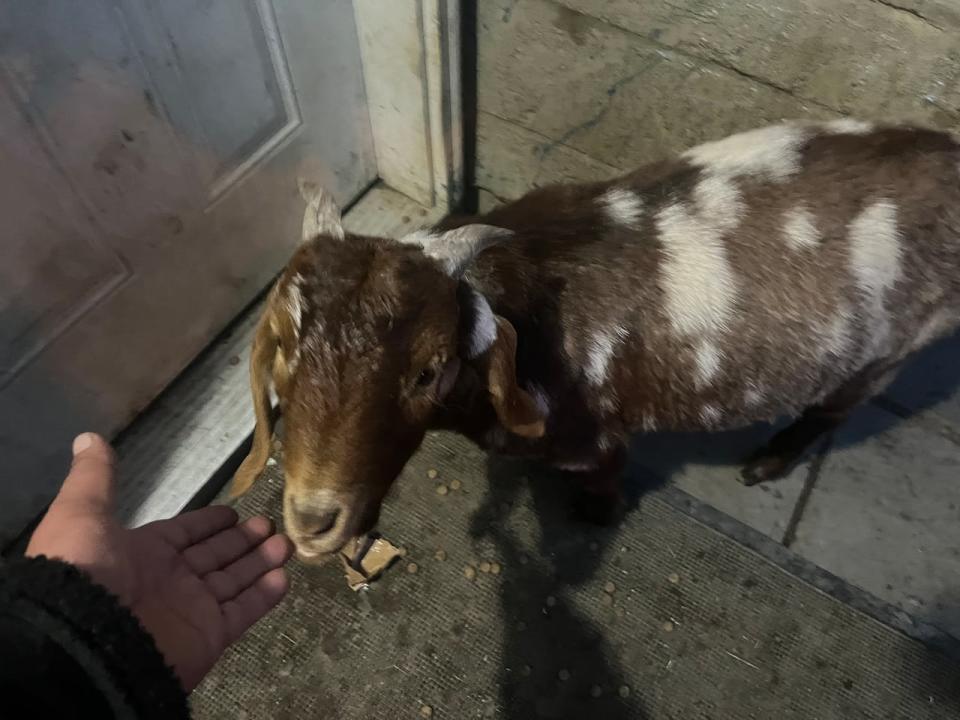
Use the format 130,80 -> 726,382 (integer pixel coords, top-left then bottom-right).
230,182 -> 545,558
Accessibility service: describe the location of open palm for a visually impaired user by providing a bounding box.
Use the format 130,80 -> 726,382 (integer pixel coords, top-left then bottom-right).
27,434 -> 292,690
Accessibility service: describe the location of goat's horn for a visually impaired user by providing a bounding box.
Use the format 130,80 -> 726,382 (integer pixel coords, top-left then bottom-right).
401,224 -> 513,276
298,178 -> 344,242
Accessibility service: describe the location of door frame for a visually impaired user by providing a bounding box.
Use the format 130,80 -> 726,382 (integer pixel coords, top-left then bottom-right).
353,0 -> 464,214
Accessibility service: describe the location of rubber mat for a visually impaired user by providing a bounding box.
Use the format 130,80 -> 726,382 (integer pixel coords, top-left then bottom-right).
191,432 -> 960,719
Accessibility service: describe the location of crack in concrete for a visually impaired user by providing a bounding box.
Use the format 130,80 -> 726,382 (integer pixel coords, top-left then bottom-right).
537,0 -> 892,120
533,55 -> 664,166
781,434 -> 832,548
475,184 -> 510,205
870,0 -> 945,31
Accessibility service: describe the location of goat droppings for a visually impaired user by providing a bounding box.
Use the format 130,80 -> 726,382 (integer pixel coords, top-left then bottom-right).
406,562 -> 419,574
420,705 -> 433,718
449,478 -> 462,491
434,550 -> 447,561
427,469 -> 439,479
436,484 -> 448,496
464,565 -> 477,581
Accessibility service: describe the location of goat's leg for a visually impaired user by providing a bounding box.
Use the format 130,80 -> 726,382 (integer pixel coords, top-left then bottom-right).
571,444 -> 627,525
740,360 -> 902,486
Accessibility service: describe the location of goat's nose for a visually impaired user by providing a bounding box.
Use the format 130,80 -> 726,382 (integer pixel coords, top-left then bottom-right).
298,508 -> 340,537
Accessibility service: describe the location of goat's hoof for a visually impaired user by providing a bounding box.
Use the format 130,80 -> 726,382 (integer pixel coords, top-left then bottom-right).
739,456 -> 788,486
573,491 -> 624,526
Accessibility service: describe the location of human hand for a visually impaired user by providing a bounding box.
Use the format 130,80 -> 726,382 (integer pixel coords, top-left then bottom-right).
26,433 -> 293,690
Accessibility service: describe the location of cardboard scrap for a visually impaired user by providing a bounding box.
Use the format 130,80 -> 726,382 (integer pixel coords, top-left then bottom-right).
339,534 -> 404,591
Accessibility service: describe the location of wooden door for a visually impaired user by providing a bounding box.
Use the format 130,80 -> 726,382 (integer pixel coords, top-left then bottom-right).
0,0 -> 377,545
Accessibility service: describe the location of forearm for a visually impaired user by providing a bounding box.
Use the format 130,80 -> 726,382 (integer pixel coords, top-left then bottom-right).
0,556 -> 189,719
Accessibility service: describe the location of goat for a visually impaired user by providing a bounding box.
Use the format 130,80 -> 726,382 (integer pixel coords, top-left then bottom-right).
230,121 -> 960,559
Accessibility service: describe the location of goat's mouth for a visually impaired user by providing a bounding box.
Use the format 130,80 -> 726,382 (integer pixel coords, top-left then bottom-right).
290,531 -> 352,560
285,498 -> 381,560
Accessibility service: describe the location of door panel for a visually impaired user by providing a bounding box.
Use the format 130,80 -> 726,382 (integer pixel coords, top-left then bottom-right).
0,0 -> 377,545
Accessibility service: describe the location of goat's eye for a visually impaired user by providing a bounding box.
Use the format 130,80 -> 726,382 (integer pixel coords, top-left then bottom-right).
415,367 -> 436,387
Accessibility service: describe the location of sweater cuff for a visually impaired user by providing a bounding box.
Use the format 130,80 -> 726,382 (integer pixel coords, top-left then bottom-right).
0,555 -> 189,719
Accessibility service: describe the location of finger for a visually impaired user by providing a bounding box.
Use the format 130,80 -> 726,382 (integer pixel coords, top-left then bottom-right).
53,433 -> 117,515
141,505 -> 239,551
221,567 -> 290,643
205,533 -> 293,602
182,515 -> 274,576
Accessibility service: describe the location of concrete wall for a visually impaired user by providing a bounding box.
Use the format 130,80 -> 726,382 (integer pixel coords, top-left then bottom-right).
475,0 -> 960,208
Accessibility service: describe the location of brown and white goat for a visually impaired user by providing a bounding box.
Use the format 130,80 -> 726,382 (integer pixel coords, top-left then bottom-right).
231,121 -> 960,558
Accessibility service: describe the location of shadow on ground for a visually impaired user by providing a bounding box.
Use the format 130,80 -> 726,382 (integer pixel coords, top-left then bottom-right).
471,454 -> 648,719
462,334 -> 960,720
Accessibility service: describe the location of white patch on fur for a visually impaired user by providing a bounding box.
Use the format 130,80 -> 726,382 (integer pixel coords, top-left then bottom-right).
597,434 -> 613,452
820,310 -> 853,359
682,124 -> 805,182
823,118 -> 873,135
782,206 -> 820,250
599,187 -> 644,228
849,201 -> 903,296
744,385 -> 764,407
699,404 -> 721,427
911,308 -> 956,352
694,339 -> 721,388
465,287 -> 498,358
656,202 -> 740,337
691,174 -> 745,233
585,325 -> 629,386
285,274 -> 304,336
848,200 -> 903,357
642,414 -> 657,432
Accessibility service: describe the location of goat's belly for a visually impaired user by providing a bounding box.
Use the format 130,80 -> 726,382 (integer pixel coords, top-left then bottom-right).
611,303 -> 959,435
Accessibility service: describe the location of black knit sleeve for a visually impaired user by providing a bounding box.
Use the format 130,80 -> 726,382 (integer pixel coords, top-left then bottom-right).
0,556 -> 189,720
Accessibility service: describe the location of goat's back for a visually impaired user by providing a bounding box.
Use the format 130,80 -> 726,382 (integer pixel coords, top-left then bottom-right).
468,122 -> 960,431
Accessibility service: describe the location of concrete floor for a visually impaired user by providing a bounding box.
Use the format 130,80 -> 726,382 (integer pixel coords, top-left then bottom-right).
193,435 -> 960,719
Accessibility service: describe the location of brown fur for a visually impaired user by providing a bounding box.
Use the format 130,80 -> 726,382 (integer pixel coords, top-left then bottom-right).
234,121 -> 960,548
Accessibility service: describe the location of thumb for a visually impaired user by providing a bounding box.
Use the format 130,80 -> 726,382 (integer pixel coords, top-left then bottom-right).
53,433 -> 117,515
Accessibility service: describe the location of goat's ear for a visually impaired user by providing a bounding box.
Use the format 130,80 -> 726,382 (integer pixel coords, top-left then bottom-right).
298,178 -> 344,242
229,278 -> 301,497
400,224 -> 512,277
480,316 -> 546,439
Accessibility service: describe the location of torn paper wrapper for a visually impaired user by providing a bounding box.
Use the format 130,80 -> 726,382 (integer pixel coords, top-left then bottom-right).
339,535 -> 404,591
